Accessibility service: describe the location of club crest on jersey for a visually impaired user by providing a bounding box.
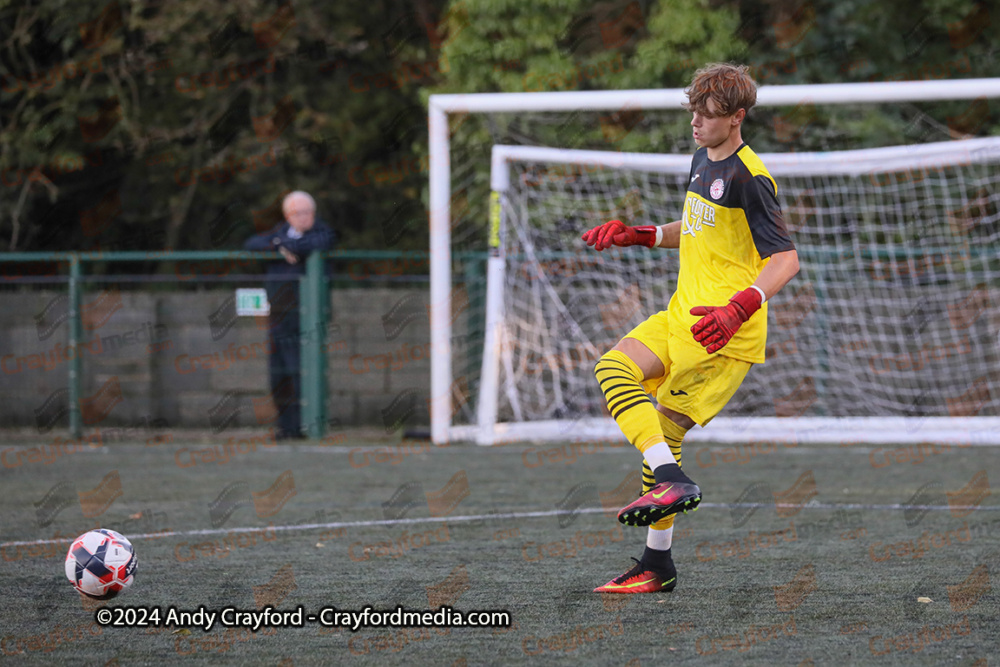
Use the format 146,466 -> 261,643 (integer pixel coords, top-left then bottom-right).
710,179 -> 725,199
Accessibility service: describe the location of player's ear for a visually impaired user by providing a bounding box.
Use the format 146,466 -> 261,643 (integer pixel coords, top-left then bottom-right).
732,108 -> 746,126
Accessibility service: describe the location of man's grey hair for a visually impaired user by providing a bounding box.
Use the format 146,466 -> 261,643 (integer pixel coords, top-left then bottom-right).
282,190 -> 316,211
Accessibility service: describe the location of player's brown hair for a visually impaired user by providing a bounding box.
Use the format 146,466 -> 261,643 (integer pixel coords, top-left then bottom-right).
684,63 -> 758,118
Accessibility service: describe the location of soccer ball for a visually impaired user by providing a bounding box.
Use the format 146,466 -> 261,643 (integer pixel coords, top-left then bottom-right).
65,529 -> 137,599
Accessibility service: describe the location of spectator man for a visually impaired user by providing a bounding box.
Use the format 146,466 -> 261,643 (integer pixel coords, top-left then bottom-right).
245,190 -> 335,439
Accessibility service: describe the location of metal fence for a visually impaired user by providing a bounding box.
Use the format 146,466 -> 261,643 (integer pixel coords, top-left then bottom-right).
0,250 -> 486,439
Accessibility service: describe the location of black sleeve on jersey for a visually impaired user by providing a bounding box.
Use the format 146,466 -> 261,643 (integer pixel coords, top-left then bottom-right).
687,149 -> 704,185
741,174 -> 795,258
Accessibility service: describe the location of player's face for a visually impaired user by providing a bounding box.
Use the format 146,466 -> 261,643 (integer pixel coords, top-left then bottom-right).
690,98 -> 737,149
284,198 -> 315,232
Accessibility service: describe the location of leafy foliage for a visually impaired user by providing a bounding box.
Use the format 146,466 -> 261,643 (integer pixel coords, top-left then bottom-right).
0,0 -> 997,261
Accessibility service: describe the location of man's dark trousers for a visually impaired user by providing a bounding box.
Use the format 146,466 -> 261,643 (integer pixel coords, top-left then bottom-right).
267,279 -> 301,437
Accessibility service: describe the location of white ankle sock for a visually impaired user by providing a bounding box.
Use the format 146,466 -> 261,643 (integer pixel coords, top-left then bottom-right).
643,442 -> 678,470
646,526 -> 673,551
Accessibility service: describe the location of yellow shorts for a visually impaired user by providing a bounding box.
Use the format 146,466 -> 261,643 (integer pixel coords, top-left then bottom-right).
622,310 -> 752,427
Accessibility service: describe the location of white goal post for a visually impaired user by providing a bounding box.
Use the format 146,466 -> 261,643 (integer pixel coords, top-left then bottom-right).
428,79 -> 1000,446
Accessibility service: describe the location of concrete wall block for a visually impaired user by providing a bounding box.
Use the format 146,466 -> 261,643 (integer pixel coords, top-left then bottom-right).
324,393 -> 358,429
159,291 -> 233,327
157,363 -> 212,393
4,325 -> 52,356
0,287 -> 432,427
172,325 -> 220,357
7,292 -> 61,326
354,392 -> 402,432
210,364 -> 269,392
332,361 -> 389,394
176,392 -> 224,429
384,367 -> 433,396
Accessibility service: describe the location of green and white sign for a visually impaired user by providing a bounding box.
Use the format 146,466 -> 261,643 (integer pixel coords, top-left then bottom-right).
235,288 -> 270,316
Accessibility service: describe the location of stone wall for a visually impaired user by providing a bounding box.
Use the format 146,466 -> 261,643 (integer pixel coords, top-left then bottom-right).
0,287 -> 465,433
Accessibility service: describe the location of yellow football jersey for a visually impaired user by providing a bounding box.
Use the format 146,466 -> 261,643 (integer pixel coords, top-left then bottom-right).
667,143 -> 795,363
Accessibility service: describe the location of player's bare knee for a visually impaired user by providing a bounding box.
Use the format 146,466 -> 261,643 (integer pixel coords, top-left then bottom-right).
612,338 -> 664,379
656,404 -> 695,430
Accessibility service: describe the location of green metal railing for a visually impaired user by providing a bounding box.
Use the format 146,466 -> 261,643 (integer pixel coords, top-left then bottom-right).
300,251 -> 327,438
0,249 -> 483,439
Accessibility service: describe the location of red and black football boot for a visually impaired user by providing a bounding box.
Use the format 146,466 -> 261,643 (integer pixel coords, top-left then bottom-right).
594,557 -> 677,594
617,480 -> 701,527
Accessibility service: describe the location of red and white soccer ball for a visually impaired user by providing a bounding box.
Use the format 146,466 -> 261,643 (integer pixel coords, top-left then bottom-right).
65,529 -> 137,599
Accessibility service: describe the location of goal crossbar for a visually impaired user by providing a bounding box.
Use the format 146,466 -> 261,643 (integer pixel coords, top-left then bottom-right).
490,137 -> 1000,184
431,78 -> 1000,113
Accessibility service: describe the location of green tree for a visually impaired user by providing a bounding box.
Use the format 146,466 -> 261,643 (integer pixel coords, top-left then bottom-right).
1,0 -> 996,262
419,0 -> 746,249
0,0 -> 449,259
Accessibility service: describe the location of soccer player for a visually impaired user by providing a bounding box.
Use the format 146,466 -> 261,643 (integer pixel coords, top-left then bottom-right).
583,63 -> 800,593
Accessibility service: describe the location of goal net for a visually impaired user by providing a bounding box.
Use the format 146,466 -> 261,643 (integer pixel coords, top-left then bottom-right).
476,138 -> 1000,445
428,81 -> 1000,445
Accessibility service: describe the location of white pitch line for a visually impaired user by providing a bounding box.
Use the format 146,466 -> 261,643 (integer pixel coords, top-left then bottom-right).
706,502 -> 1000,512
14,442 -> 998,455
2,502 -> 997,548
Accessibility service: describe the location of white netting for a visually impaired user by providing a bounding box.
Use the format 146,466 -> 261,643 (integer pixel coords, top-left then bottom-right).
480,138 -> 1000,441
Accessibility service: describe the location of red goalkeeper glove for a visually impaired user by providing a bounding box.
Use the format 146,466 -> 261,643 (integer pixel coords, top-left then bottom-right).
690,288 -> 764,354
581,220 -> 658,251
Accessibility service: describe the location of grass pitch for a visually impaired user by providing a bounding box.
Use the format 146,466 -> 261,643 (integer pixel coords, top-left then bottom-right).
1,432 -> 998,665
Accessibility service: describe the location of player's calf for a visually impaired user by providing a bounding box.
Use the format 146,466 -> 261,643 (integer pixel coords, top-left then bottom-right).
593,350 -> 667,454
